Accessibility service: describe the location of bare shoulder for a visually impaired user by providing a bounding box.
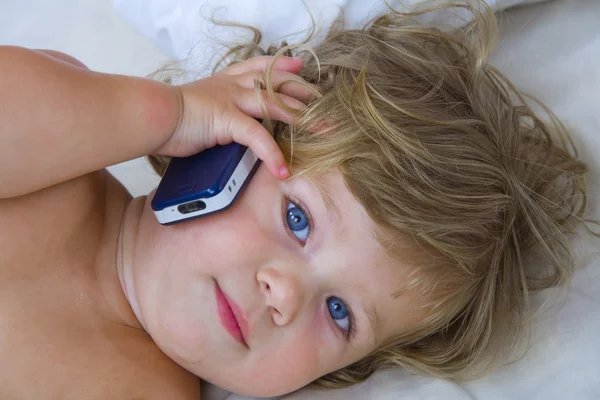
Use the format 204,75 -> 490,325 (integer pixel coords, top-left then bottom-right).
0,170 -> 108,278
0,169 -> 127,254
0,169 -> 109,231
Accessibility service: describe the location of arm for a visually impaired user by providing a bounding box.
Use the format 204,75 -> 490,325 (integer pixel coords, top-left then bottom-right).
0,46 -> 180,199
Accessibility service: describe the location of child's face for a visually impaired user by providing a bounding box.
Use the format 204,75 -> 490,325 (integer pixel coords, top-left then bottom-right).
131,165 -> 426,396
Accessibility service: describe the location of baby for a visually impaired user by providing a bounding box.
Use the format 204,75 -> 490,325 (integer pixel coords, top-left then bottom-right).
0,1 -> 593,399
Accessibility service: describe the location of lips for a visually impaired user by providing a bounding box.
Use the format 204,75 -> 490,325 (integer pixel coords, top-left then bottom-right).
214,280 -> 249,347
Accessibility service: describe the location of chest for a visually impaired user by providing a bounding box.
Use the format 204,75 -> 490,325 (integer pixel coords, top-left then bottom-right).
0,293 -> 177,399
0,172 -> 105,275
0,173 -> 142,398
0,173 -> 199,399
0,297 -> 124,399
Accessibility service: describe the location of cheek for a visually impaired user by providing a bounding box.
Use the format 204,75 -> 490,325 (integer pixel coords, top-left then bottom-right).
151,279 -> 213,365
243,330 -> 322,396
186,211 -> 270,275
140,202 -> 266,277
139,165 -> 280,276
237,314 -> 336,396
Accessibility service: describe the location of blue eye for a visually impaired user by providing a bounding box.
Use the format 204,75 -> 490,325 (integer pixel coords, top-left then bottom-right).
327,296 -> 350,332
286,201 -> 310,243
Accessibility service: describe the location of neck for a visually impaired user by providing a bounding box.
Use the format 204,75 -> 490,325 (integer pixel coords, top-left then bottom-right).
114,195 -> 148,331
91,172 -> 146,331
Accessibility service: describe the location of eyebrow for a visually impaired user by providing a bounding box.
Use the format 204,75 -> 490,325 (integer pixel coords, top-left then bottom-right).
310,179 -> 342,232
362,301 -> 380,345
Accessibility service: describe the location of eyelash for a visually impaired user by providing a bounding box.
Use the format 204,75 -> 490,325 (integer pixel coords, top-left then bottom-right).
331,303 -> 357,344
282,195 -> 313,246
281,195 -> 357,343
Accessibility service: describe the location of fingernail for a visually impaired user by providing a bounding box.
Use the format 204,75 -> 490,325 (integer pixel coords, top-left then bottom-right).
280,166 -> 289,178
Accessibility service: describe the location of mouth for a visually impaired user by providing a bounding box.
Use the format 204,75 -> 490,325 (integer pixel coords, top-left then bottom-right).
214,280 -> 249,347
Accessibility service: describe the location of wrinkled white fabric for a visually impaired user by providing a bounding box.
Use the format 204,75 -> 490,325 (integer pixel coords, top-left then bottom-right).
111,0 -> 546,77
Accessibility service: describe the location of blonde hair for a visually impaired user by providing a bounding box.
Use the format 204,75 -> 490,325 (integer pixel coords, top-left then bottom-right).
148,0 -> 596,388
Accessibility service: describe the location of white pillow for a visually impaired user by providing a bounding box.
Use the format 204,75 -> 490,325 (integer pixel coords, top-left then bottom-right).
111,0 -> 548,75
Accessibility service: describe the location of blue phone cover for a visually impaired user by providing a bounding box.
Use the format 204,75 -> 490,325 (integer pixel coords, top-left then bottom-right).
151,143 -> 248,212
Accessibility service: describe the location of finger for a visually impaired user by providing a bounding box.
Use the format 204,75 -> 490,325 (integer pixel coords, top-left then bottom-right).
234,89 -> 307,125
220,56 -> 302,76
236,71 -> 320,103
227,114 -> 289,179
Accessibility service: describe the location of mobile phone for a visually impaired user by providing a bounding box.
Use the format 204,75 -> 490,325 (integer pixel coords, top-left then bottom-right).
151,142 -> 260,225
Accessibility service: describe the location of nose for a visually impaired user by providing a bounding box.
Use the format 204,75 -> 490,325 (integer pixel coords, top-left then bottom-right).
257,267 -> 304,326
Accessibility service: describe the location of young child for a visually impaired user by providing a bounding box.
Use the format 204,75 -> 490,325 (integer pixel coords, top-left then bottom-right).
0,1 -> 593,398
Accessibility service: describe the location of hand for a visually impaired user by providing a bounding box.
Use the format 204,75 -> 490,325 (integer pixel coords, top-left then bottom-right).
154,56 -> 317,179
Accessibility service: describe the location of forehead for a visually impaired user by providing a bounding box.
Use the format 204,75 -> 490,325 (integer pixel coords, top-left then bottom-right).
290,171 -> 428,345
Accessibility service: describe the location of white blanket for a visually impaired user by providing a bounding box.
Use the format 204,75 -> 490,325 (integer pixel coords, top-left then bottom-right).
111,1 -> 600,399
